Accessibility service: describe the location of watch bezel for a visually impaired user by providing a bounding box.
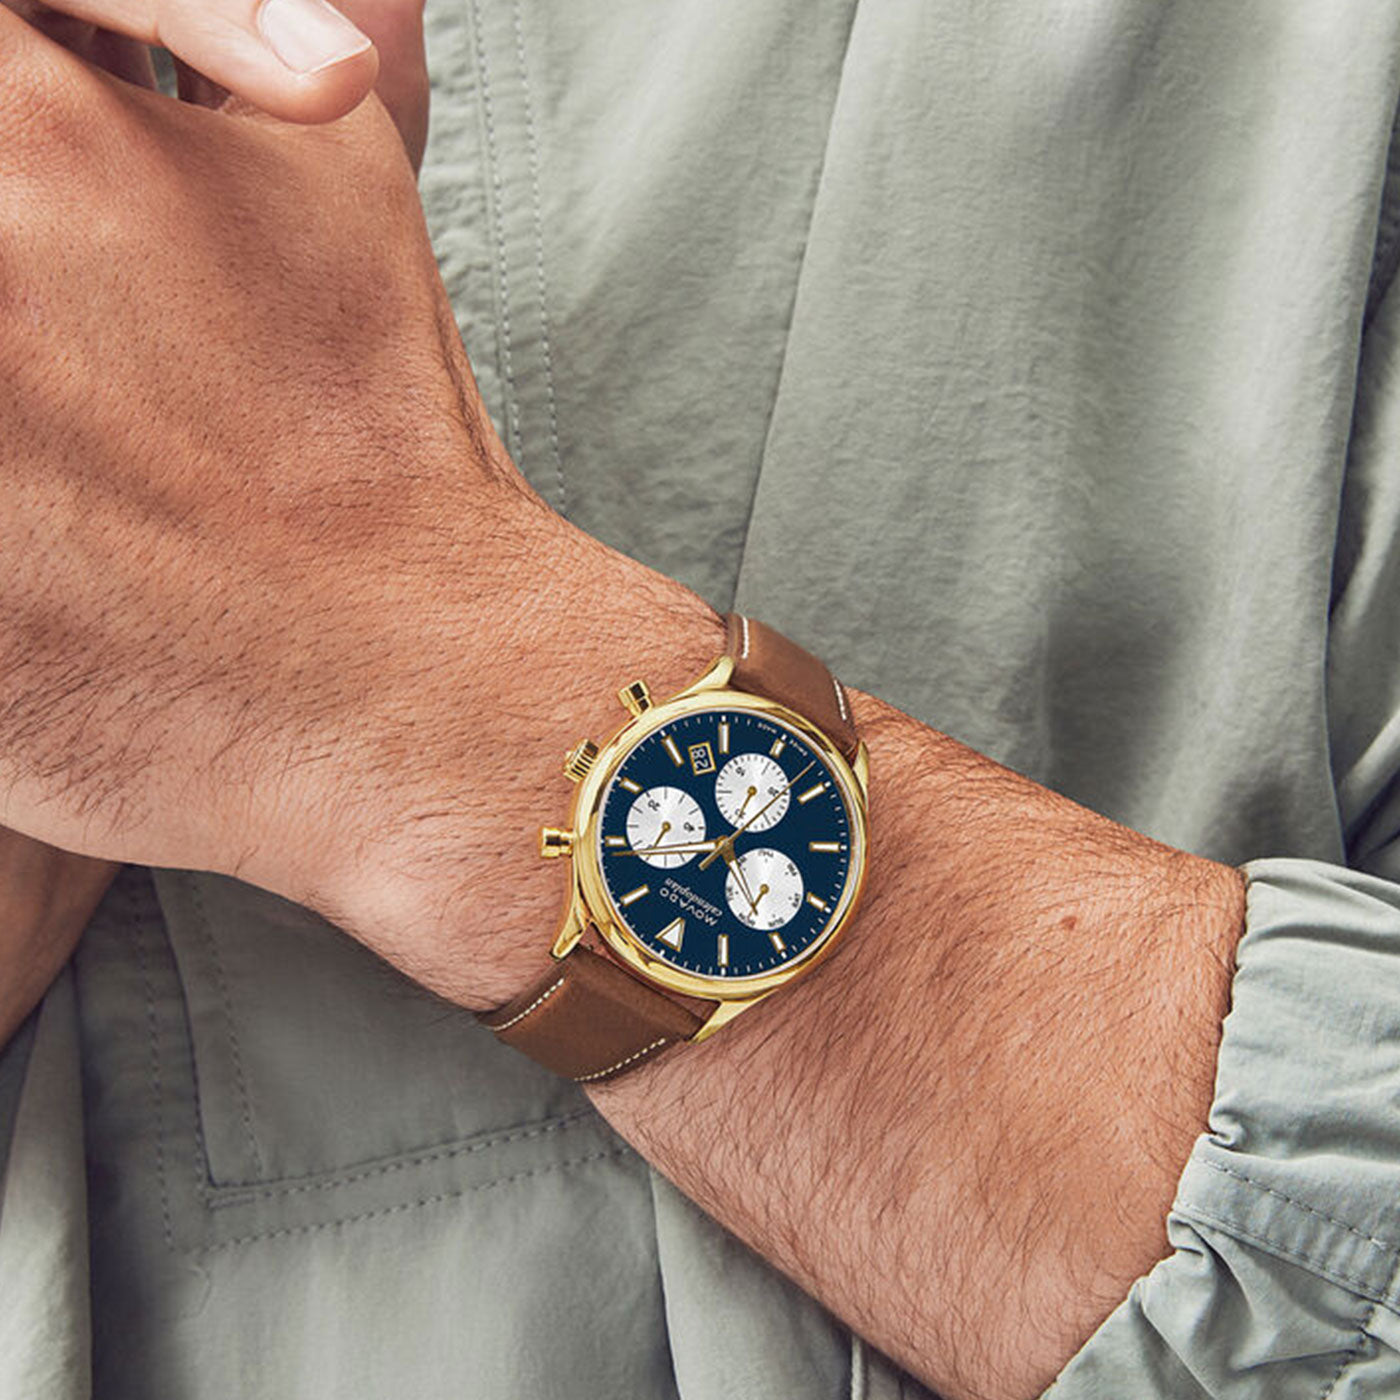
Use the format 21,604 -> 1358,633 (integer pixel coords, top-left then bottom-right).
568,682 -> 869,1002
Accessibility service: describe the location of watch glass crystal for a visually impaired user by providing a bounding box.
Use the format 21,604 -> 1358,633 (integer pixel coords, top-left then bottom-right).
595,708 -> 857,981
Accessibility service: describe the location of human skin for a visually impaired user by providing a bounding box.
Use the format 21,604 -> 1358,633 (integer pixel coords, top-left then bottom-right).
4,0 -> 412,136
0,22 -> 1244,1398
0,0 -> 430,1050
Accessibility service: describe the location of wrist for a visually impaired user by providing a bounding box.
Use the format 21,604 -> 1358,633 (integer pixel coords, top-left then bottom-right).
301,498 -> 726,1011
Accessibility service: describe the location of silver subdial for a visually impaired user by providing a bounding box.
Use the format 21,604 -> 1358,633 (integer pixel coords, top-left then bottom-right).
625,786 -> 707,869
714,753 -> 790,834
724,848 -> 804,931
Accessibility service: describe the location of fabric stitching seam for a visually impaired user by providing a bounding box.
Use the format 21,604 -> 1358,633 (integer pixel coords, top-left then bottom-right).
1176,1199 -> 1400,1303
510,0 -> 566,515
469,0 -> 524,462
833,675 -> 849,723
1194,1156 -> 1397,1249
134,881 -> 175,1250
576,1037 -> 669,1082
209,1110 -> 596,1203
192,1146 -> 634,1254
187,877 -> 263,1177
492,975 -> 566,1031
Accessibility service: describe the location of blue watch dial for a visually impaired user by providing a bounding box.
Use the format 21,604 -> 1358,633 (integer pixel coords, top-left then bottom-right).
596,707 -> 856,981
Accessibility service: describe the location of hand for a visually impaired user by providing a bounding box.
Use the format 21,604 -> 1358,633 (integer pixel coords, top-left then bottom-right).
3,0 -> 429,167
0,0 -> 427,1048
0,24 -> 499,954
0,18 -> 727,1009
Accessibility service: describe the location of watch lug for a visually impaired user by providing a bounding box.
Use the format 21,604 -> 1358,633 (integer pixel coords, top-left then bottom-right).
851,739 -> 870,799
550,903 -> 587,960
677,653 -> 735,697
692,994 -> 765,1043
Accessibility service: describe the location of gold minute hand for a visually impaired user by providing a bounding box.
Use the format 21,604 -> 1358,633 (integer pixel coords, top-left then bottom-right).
698,760 -> 815,870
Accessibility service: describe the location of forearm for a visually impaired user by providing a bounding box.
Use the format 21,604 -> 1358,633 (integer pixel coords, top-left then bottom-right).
589,693 -> 1242,1400
342,498 -> 1242,1400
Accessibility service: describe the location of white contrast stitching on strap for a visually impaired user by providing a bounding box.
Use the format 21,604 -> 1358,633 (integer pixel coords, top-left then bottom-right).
491,976 -> 566,1032
739,613 -> 750,659
576,1037 -> 669,1082
832,675 -> 850,723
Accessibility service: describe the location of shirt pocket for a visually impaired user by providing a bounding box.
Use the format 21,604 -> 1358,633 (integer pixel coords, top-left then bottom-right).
152,868 -> 588,1192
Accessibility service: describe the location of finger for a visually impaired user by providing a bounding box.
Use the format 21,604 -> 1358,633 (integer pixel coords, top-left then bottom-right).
3,0 -> 155,85
15,0 -> 378,123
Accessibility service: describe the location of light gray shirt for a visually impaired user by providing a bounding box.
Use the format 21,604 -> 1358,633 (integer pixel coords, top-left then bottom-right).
4,2 -> 1400,1396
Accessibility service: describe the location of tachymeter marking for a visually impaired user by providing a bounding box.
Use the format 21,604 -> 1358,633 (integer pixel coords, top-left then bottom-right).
596,708 -> 856,981
625,785 -> 706,869
725,848 -> 804,931
714,752 -> 790,832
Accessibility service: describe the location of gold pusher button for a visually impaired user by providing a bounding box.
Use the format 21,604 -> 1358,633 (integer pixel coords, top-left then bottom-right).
563,739 -> 599,783
618,679 -> 652,716
539,827 -> 574,859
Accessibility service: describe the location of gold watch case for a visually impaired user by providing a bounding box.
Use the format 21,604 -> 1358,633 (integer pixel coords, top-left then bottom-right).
546,650 -> 870,1041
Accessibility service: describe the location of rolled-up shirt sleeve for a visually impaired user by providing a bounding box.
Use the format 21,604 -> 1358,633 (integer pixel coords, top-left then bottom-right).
1047,860 -> 1400,1399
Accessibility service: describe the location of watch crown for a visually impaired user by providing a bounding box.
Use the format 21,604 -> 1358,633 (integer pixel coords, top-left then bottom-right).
618,679 -> 652,717
539,826 -> 575,859
563,739 -> 599,783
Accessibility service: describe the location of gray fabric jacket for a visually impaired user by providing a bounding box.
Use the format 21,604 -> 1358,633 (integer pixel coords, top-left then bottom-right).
4,2 -> 1400,1396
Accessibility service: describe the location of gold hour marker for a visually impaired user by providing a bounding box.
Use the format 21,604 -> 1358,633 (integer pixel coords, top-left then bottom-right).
796,782 -> 828,805
658,918 -> 685,950
769,737 -> 786,758
809,841 -> 840,853
717,933 -> 729,967
718,720 -> 730,754
605,835 -> 627,848
769,931 -> 787,953
619,777 -> 642,794
662,735 -> 684,766
620,885 -> 649,906
806,893 -> 829,913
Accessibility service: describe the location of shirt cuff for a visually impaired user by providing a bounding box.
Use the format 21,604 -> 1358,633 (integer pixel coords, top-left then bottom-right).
1047,856 -> 1400,1399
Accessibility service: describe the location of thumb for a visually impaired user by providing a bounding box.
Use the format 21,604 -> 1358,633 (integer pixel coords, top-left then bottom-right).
52,0 -> 378,123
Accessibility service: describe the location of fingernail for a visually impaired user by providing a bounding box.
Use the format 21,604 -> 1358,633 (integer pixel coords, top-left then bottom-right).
257,0 -> 372,74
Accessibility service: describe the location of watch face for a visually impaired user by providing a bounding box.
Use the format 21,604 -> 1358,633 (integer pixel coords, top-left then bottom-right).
593,706 -> 860,984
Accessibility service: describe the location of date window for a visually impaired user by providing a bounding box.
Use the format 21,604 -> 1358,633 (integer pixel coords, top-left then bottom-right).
688,742 -> 716,776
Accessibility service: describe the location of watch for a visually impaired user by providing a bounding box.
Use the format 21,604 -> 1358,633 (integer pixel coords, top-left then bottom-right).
481,612 -> 870,1082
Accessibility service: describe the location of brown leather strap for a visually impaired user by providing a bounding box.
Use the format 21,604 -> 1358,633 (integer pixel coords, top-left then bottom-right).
483,611 -> 855,1081
724,613 -> 859,761
481,943 -> 709,1082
